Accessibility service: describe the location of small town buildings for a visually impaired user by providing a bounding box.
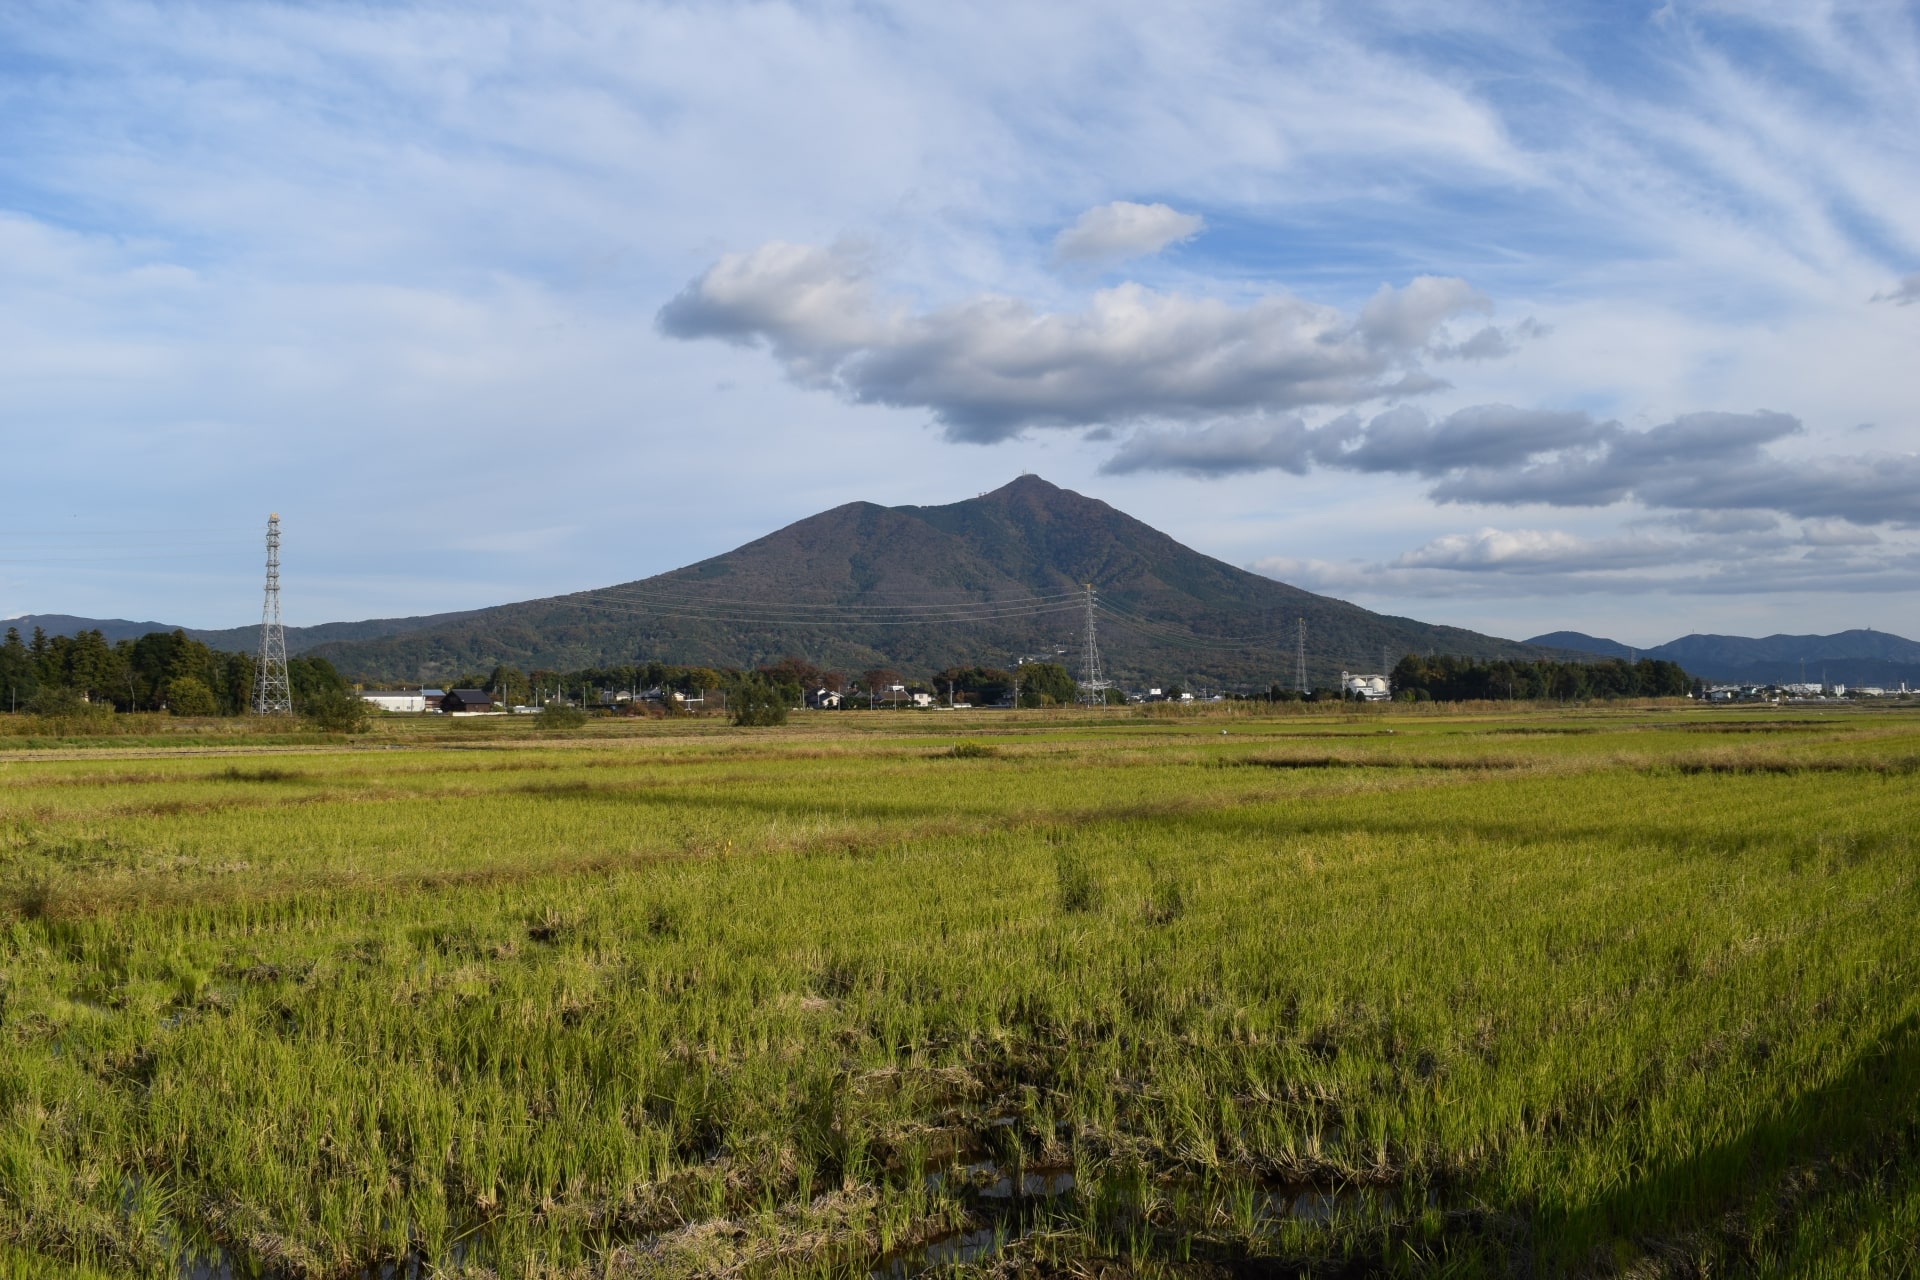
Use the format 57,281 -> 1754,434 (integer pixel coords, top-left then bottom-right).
441,689 -> 494,714
806,688 -> 843,709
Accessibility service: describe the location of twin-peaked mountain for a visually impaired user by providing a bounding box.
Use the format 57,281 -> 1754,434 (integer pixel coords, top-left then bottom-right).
300,476 -> 1554,686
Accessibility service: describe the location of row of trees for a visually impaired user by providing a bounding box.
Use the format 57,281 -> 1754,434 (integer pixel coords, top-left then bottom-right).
443,657 -> 1087,712
3,626 -> 1697,721
437,652 -> 1699,713
1389,654 -> 1692,702
0,626 -> 348,716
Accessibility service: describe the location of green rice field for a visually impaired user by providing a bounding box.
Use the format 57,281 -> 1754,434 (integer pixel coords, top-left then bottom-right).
2,705 -> 1918,1278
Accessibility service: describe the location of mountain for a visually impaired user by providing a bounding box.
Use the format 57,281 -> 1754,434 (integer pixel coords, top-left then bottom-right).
1529,628 -> 1920,687
5,615 -> 191,646
1524,631 -> 1636,661
310,476 -> 1565,687
5,611 -> 486,656
1651,630 -> 1920,669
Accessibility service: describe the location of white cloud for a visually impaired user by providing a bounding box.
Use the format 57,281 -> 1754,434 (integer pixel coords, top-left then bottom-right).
1112,404 -> 1920,527
1357,276 -> 1490,350
1050,201 -> 1205,267
661,245 -> 1499,441
1251,516 -> 1920,601
1392,528 -> 1684,574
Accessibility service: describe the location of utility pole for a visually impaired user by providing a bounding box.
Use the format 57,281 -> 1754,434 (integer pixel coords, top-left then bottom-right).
1011,661 -> 1020,711
1078,584 -> 1112,706
252,513 -> 293,714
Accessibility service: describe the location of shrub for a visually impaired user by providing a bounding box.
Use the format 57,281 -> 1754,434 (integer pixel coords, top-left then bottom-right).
165,675 -> 219,717
26,685 -> 96,718
300,686 -> 370,733
730,676 -> 789,727
536,704 -> 589,730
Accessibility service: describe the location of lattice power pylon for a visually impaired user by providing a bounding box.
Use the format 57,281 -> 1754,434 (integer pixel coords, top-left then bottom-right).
1296,618 -> 1309,694
253,513 -> 293,714
1078,583 -> 1113,706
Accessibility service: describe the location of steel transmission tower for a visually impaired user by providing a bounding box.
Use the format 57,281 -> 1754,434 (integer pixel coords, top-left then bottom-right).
253,513 -> 293,714
1078,583 -> 1112,705
1296,618 -> 1309,694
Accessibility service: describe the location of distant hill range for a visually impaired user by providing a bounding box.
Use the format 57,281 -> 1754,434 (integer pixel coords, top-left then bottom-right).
3,611 -> 486,657
1528,629 -> 1920,687
10,477 -> 1573,688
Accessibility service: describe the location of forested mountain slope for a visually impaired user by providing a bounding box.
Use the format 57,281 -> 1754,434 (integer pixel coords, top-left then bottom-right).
313,476 -> 1559,687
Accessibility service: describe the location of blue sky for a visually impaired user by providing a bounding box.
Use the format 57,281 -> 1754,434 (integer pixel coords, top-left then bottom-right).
2,0 -> 1918,646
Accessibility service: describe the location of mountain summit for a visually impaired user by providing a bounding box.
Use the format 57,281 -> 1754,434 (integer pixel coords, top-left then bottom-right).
310,476 -> 1554,685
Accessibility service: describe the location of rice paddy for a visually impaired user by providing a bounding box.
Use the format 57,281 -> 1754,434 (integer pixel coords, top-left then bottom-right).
2,704 -> 1918,1278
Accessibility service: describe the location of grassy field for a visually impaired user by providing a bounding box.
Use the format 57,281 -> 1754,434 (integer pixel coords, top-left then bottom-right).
2,704 -> 1917,1278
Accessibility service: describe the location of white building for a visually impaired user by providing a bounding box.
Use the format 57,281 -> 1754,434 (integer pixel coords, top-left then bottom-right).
358,690 -> 427,713
1341,672 -> 1391,701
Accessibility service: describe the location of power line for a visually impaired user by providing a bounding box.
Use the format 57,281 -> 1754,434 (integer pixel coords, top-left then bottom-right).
582,582 -> 1088,616
522,592 -> 1085,629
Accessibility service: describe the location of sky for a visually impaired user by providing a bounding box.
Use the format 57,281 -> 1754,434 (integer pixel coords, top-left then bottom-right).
2,0 -> 1918,647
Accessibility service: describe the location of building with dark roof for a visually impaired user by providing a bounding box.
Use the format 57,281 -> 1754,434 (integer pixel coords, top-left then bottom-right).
441,689 -> 493,713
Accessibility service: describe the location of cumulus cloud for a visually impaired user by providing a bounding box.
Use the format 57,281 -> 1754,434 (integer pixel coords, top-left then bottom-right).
1252,521 -> 1920,600
1433,411 -> 1920,526
654,241 -> 895,381
660,242 -> 1503,441
1104,403 -> 1605,479
1390,527 -> 1688,574
1113,403 -> 1920,526
1871,273 -> 1920,305
1316,403 -> 1607,476
1051,201 -> 1205,267
1429,410 -> 1800,507
1357,276 -> 1490,350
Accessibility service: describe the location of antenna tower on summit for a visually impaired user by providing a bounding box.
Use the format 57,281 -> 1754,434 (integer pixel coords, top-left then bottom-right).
1078,583 -> 1112,706
252,514 -> 293,714
1295,618 -> 1309,694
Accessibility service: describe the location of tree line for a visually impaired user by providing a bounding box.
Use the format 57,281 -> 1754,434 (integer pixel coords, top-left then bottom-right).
0,626 -> 347,716
1388,654 -> 1692,702
445,656 -> 1085,712
1,627 -> 1694,721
